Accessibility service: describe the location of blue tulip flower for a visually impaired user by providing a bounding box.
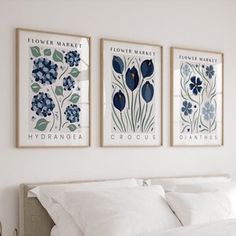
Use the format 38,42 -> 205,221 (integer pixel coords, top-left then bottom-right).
141,81 -> 154,103
141,59 -> 154,78
113,90 -> 126,112
125,66 -> 139,91
112,56 -> 124,74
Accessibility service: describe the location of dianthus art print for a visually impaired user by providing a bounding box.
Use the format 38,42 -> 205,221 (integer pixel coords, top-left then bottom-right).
16,29 -> 90,147
101,39 -> 162,146
171,47 -> 223,146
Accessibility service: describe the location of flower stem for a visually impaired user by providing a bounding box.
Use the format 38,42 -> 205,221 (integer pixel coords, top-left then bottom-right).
62,122 -> 68,128
131,92 -> 135,132
51,86 -> 62,131
120,112 -> 126,132
50,111 -> 55,132
59,66 -> 69,80
61,91 -> 72,107
141,103 -> 148,132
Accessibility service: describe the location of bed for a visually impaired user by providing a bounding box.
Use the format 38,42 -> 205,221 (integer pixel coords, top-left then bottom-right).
19,175 -> 234,236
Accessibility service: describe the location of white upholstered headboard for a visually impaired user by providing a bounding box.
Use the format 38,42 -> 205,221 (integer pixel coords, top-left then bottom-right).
19,174 -> 230,236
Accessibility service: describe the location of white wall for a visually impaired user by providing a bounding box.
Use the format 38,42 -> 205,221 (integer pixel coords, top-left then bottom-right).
0,0 -> 236,234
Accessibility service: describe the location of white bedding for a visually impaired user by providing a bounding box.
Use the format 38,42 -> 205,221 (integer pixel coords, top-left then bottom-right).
51,219 -> 236,236
152,219 -> 236,236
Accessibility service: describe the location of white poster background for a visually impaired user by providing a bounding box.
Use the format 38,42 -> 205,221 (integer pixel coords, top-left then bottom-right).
102,40 -> 162,146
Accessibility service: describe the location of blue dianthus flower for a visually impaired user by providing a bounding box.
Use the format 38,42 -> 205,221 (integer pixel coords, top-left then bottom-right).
64,104 -> 80,123
65,51 -> 80,67
31,92 -> 55,117
206,65 -> 215,79
32,58 -> 58,85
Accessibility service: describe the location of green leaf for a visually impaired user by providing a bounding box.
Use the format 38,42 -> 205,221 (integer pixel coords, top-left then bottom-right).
67,124 -> 77,132
70,68 -> 80,78
31,83 -> 41,93
44,48 -> 51,56
55,86 -> 63,96
53,49 -> 63,62
34,118 -> 49,131
30,46 -> 41,57
69,94 -> 80,103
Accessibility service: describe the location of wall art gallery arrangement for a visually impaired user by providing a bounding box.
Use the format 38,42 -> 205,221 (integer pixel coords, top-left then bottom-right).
16,28 -> 224,148
16,29 -> 90,147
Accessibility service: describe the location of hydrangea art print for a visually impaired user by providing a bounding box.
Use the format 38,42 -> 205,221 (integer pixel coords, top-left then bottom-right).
17,29 -> 90,147
29,47 -> 81,133
111,56 -> 156,133
102,39 -> 162,146
171,47 -> 223,146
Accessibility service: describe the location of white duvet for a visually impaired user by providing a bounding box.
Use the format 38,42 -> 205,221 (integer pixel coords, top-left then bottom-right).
151,219 -> 236,236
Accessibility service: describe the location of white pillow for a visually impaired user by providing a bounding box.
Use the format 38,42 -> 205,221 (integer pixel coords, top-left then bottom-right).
53,186 -> 181,236
175,181 -> 236,193
166,189 -> 236,226
29,178 -> 139,236
148,176 -> 230,192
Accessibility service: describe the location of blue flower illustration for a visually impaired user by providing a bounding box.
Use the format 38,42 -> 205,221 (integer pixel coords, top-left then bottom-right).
32,58 -> 58,85
112,56 -> 124,74
31,92 -> 55,117
63,76 -> 75,91
206,65 -> 215,79
181,101 -> 192,116
141,81 -> 154,103
64,104 -> 80,123
202,102 -> 215,121
182,64 -> 191,77
64,51 -> 80,67
141,59 -> 154,78
113,90 -> 126,112
125,66 -> 139,91
189,76 -> 202,95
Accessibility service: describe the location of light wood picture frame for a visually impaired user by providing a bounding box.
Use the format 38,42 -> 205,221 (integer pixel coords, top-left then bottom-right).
170,47 -> 224,146
101,39 -> 163,147
16,28 -> 91,147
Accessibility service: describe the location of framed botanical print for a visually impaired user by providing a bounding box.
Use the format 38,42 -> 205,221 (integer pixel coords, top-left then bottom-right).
101,39 -> 162,147
171,47 -> 224,146
16,29 -> 90,147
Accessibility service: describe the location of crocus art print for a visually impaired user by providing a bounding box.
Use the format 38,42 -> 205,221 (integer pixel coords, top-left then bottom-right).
17,29 -> 90,147
171,48 -> 223,146
102,39 -> 162,146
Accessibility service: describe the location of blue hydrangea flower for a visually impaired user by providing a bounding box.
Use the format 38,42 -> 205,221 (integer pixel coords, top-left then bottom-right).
32,58 -> 58,85
181,101 -> 192,116
206,65 -> 215,79
189,76 -> 202,95
113,90 -> 126,112
202,102 -> 215,120
31,92 -> 55,117
182,64 -> 191,77
63,76 -> 75,91
64,104 -> 80,123
65,51 -> 80,67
